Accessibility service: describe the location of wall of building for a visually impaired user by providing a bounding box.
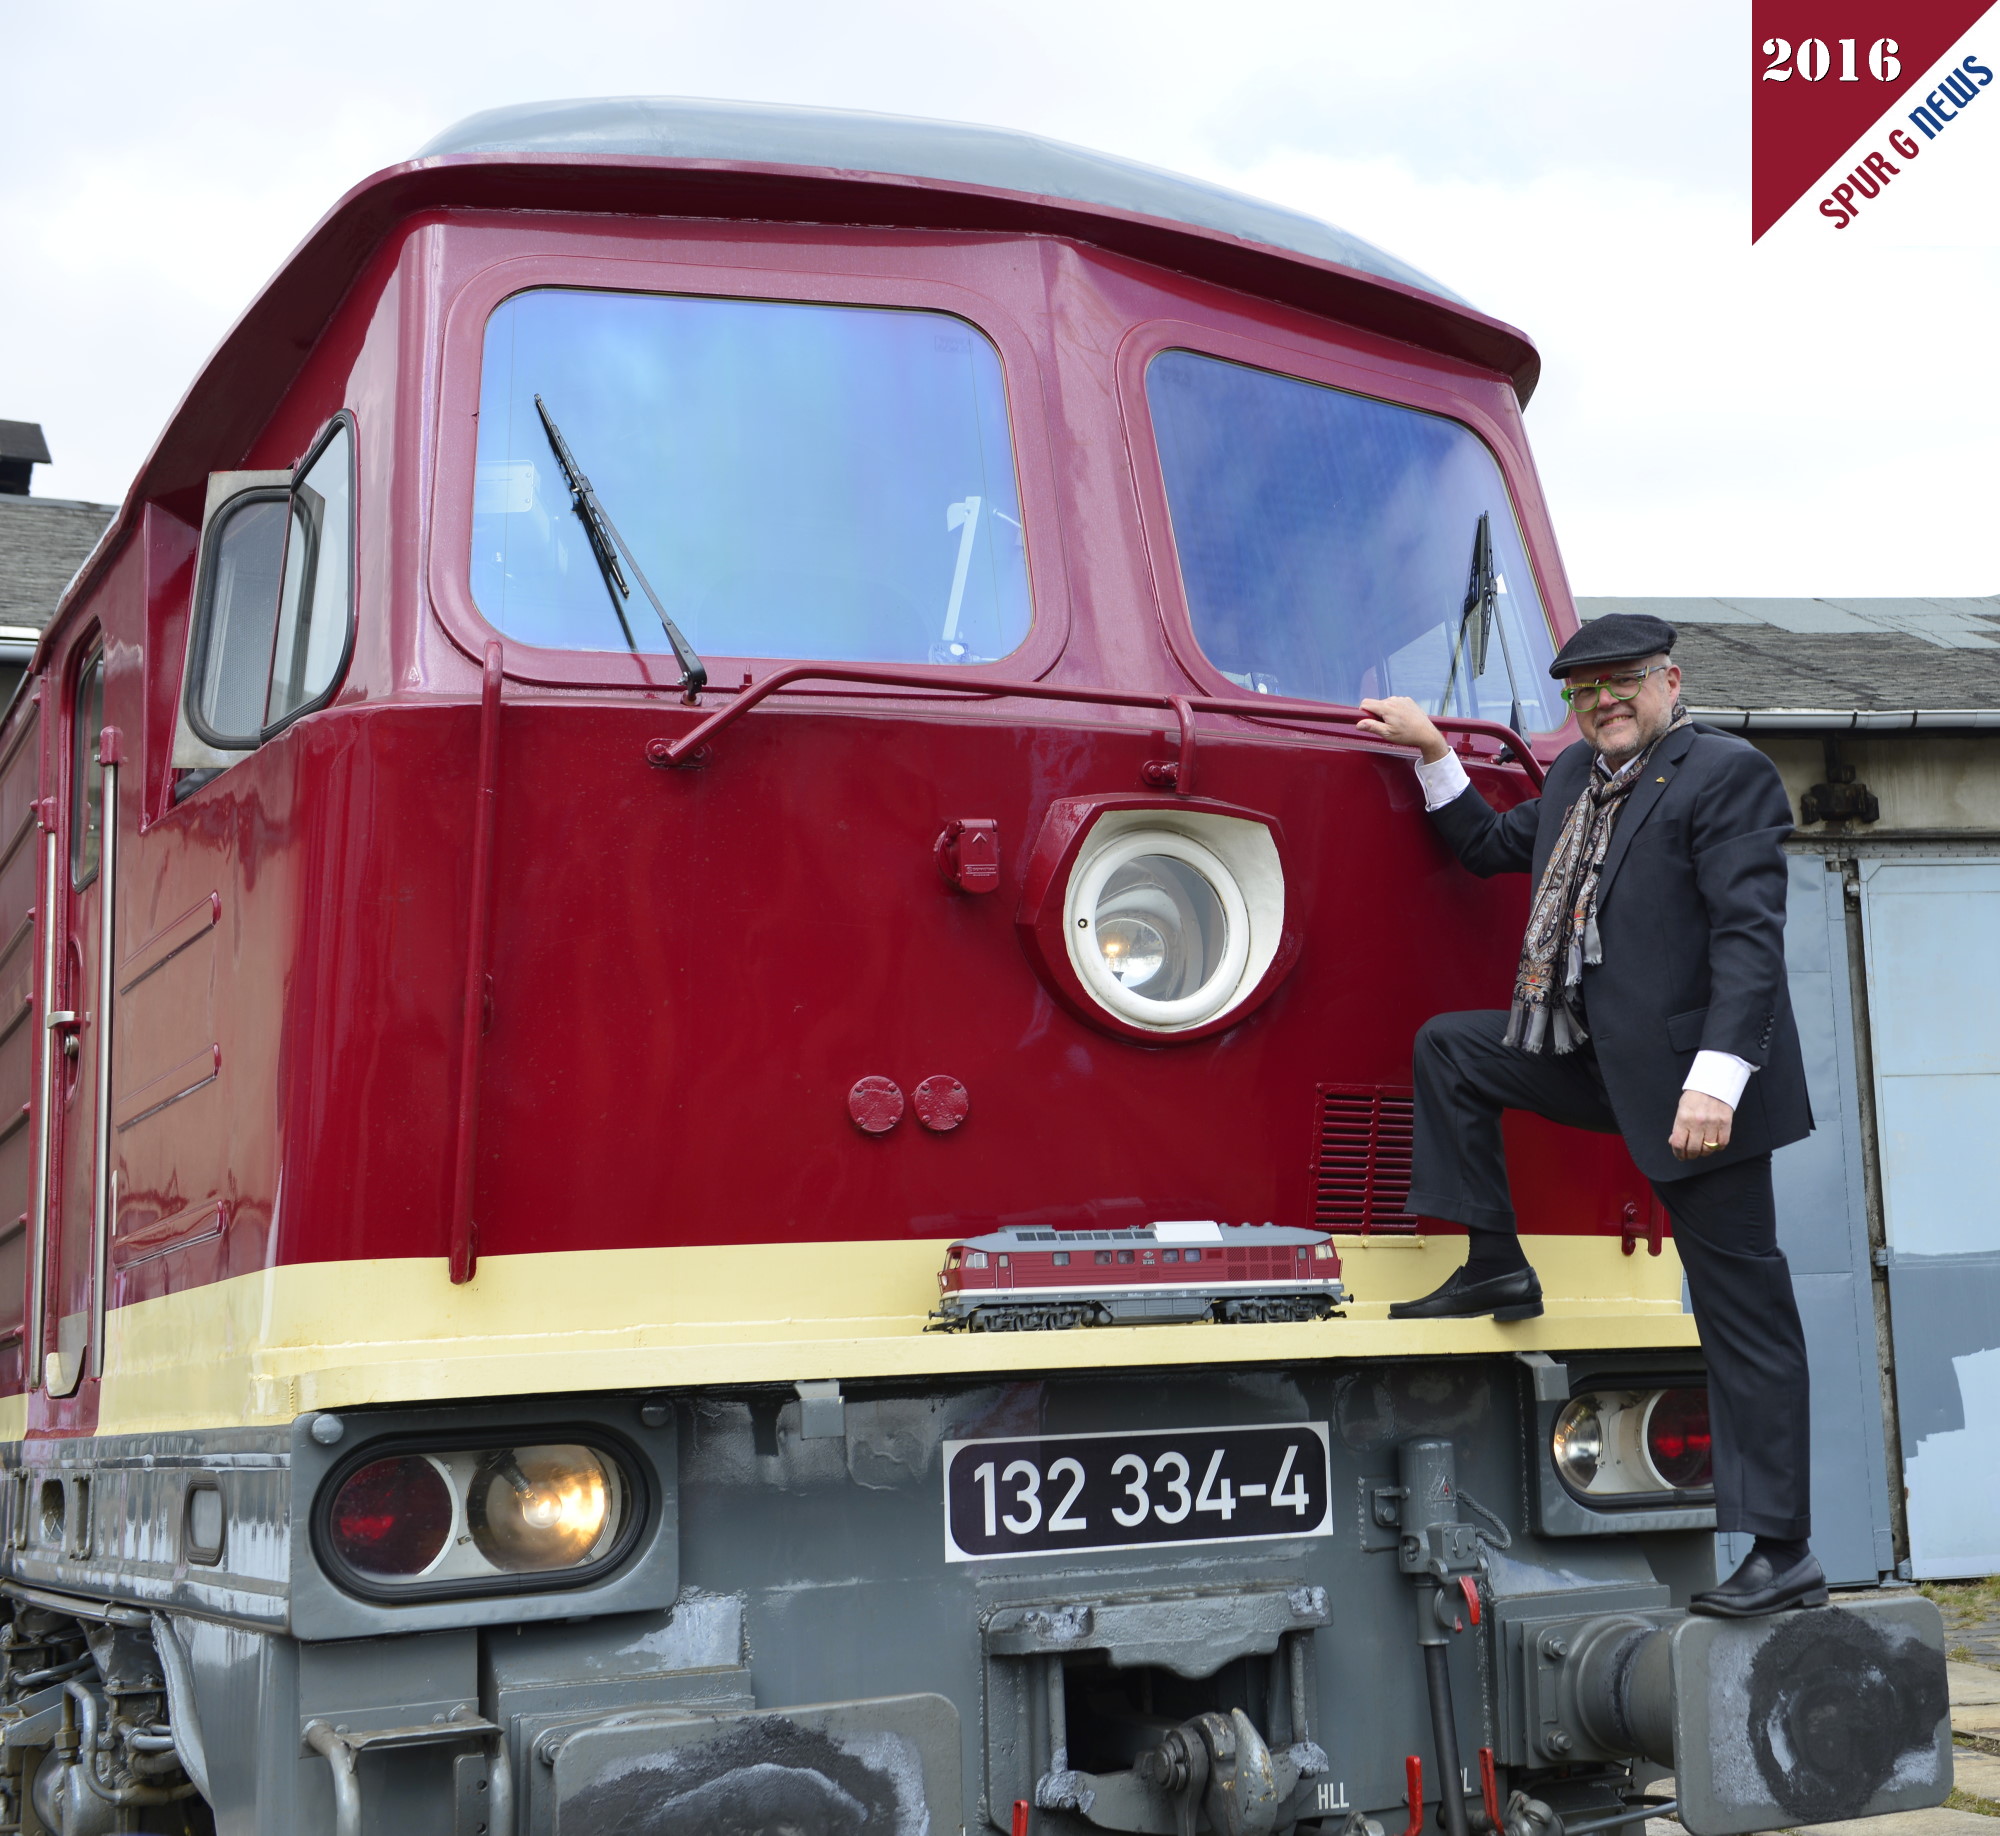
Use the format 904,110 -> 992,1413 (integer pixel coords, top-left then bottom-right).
1753,735 -> 2000,836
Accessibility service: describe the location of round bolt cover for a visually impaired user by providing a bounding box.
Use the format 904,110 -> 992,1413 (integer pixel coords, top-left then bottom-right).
310,1414 -> 345,1445
913,1075 -> 971,1133
848,1076 -> 906,1135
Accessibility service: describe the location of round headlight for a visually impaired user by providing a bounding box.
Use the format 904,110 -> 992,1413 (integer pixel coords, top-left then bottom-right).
468,1444 -> 618,1572
327,1454 -> 454,1579
1094,856 -> 1224,994
1096,909 -> 1170,988
1551,1399 -> 1604,1490
1643,1387 -> 1713,1489
1068,831 -> 1251,1027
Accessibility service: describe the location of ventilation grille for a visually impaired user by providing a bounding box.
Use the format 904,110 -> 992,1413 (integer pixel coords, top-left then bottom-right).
1313,1086 -> 1417,1232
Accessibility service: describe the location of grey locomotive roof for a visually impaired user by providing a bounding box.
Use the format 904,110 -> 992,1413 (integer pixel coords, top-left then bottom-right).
0,495 -> 117,632
1579,594 -> 2000,729
0,421 -> 53,465
419,97 -> 1467,309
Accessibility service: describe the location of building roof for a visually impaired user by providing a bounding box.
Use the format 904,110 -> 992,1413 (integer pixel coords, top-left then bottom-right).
420,97 -> 1468,309
1577,595 -> 2000,730
0,495 -> 117,637
0,421 -> 52,465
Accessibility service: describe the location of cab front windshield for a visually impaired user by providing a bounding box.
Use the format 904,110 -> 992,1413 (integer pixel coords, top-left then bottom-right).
470,288 -> 1033,665
1147,350 -> 1563,730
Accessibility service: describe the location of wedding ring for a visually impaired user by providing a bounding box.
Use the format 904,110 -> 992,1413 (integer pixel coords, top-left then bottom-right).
1701,1139 -> 1719,1150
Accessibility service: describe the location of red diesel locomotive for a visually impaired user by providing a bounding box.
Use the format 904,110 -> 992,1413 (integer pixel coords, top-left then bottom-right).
0,97 -> 1948,1836
935,1222 -> 1344,1329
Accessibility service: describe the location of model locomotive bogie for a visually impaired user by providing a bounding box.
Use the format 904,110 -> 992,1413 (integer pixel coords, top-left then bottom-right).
965,1301 -> 1112,1331
955,1288 -> 1341,1331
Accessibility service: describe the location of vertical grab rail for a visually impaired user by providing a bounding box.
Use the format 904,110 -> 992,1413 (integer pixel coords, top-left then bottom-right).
88,732 -> 120,1381
27,821 -> 58,1386
449,645 -> 505,1285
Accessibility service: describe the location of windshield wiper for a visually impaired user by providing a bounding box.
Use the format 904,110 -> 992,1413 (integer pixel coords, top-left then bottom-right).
1439,511 -> 1523,735
534,394 -> 707,703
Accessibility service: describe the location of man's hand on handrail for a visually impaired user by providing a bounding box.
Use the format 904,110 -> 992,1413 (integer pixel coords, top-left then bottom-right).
1357,696 -> 1452,763
643,668 -> 1542,785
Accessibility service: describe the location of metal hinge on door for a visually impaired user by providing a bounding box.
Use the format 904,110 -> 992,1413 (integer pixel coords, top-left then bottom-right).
47,1010 -> 80,1059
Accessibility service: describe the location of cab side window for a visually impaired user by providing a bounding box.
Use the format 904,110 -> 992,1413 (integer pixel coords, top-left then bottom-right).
182,417 -> 355,759
191,495 -> 290,742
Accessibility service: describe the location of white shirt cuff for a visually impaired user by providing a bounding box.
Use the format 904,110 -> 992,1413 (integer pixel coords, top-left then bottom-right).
1683,1050 -> 1755,1109
1414,750 -> 1471,811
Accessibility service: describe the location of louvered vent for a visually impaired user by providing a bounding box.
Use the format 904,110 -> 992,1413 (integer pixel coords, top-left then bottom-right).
1312,1086 -> 1418,1232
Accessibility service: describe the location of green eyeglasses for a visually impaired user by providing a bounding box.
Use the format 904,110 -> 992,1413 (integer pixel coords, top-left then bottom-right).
1560,663 -> 1669,708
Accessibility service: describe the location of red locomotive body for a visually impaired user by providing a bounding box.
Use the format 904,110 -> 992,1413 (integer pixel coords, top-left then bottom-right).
0,135 -> 1667,1415
934,1221 -> 1344,1329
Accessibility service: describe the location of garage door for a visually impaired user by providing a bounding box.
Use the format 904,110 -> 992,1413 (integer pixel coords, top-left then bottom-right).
1860,857 -> 2000,1579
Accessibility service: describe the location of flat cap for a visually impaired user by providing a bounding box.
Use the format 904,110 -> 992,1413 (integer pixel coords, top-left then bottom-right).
1548,611 -> 1677,679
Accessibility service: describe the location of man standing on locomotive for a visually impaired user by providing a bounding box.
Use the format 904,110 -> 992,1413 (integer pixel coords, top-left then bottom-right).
1357,612 -> 1822,1619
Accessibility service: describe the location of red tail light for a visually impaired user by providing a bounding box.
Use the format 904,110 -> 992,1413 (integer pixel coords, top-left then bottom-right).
1645,1388 -> 1713,1489
327,1455 -> 453,1578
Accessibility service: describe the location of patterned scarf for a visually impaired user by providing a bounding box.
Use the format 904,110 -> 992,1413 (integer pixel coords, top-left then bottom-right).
1504,707 -> 1692,1054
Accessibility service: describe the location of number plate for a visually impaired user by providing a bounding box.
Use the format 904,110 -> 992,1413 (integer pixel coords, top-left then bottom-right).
942,1422 -> 1333,1562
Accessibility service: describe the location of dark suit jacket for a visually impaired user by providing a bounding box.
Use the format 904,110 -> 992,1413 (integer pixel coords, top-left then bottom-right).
1430,722 -> 1812,1182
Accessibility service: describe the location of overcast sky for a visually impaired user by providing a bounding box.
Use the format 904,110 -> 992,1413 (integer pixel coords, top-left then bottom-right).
2,0 -> 1993,595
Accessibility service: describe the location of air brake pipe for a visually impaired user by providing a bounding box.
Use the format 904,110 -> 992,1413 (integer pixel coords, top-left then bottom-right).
1424,1639 -> 1471,1836
6,1652 -> 92,1689
1559,1802 -> 1679,1836
644,661 -> 1546,790
449,642 -> 505,1285
66,1681 -> 197,1808
305,1721 -> 361,1836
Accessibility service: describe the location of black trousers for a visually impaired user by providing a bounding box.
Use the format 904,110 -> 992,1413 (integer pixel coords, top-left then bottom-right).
1407,1009 -> 1812,1541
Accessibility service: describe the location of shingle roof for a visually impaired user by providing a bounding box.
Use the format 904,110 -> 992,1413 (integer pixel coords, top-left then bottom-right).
0,495 -> 117,632
1577,595 -> 2000,727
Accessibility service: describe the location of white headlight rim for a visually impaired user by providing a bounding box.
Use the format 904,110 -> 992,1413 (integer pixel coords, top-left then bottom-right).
1068,828 -> 1253,1029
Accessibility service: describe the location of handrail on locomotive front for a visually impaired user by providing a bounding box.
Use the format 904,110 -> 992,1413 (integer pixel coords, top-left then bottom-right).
641,663 -> 1548,791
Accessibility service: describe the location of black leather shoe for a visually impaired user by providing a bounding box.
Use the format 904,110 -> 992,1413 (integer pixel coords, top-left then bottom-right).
1689,1548 -> 1829,1618
1387,1265 -> 1544,1322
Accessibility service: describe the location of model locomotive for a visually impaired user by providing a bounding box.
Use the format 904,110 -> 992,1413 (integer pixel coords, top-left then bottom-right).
0,96 -> 1946,1836
933,1221 -> 1344,1329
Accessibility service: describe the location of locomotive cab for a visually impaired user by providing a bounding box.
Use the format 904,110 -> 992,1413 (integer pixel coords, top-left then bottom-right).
0,98 -> 1950,1836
